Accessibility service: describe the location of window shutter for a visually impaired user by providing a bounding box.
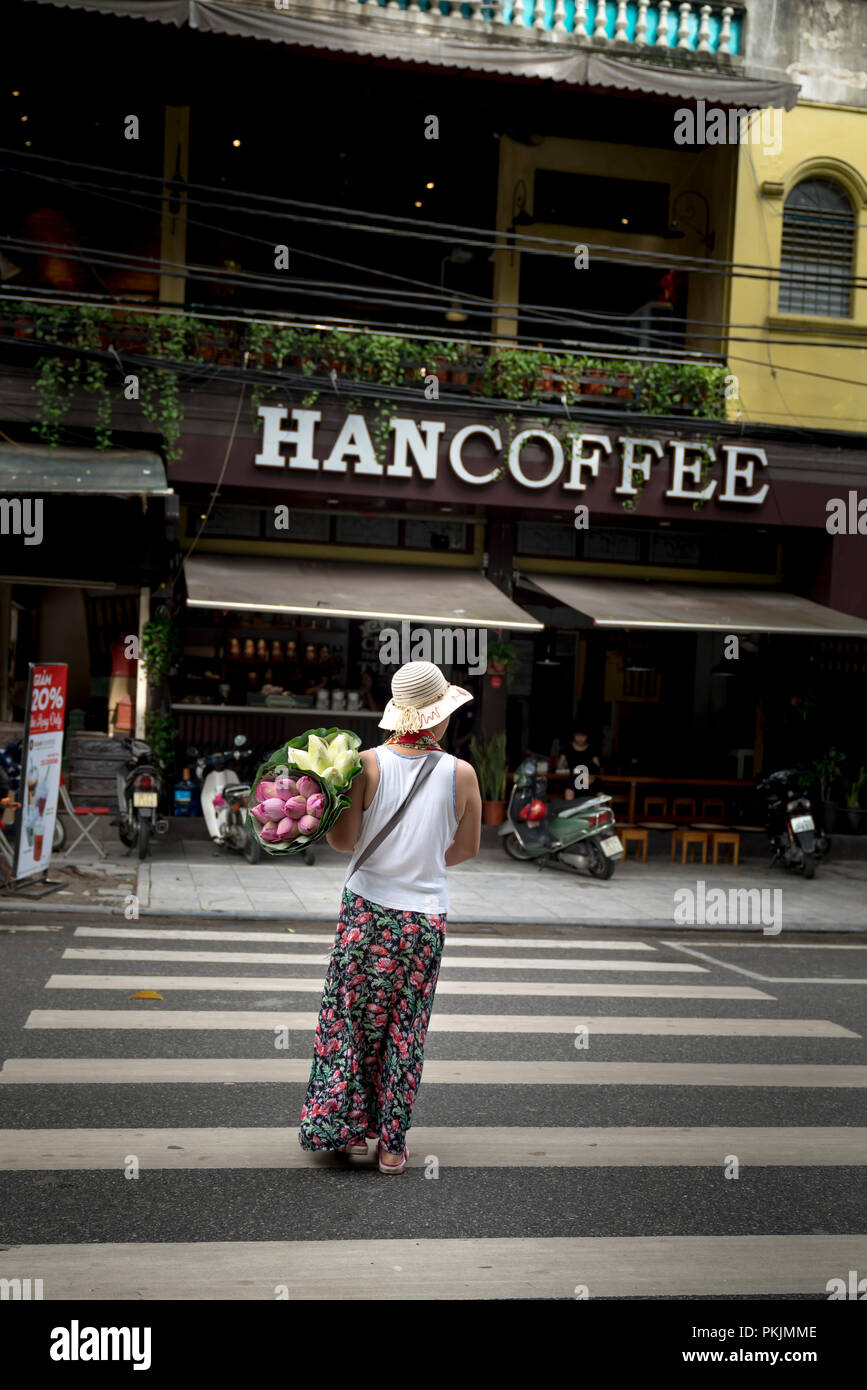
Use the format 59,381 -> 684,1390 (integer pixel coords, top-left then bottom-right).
778,178 -> 855,318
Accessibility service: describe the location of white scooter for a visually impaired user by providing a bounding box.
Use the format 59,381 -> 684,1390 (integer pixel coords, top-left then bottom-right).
193,735 -> 262,864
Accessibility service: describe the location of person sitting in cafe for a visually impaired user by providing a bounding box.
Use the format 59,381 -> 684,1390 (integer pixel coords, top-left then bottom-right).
557,725 -> 603,802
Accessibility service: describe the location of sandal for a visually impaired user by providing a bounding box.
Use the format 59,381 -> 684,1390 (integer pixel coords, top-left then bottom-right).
345,1136 -> 368,1156
377,1141 -> 409,1174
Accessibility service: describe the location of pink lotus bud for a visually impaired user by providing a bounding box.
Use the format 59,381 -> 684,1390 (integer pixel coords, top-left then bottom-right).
276,817 -> 300,841
306,793 -> 326,819
255,781 -> 277,802
274,775 -> 298,797
250,803 -> 270,824
283,795 -> 308,819
298,814 -> 319,835
296,775 -> 320,799
260,822 -> 280,843
262,797 -> 288,821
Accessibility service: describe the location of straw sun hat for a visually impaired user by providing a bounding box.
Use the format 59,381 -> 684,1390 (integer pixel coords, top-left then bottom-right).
379,661 -> 473,733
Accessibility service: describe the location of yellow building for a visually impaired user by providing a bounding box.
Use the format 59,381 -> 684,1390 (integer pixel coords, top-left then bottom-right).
728,101 -> 867,431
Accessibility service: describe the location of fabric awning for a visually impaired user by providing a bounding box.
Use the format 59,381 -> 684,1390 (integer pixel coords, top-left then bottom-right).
26,0 -> 800,107
0,443 -> 170,495
186,553 -> 543,629
519,573 -> 867,636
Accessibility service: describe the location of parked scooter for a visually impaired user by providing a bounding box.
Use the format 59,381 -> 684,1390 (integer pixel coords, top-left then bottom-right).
498,754 -> 623,879
756,768 -> 828,879
192,734 -> 296,865
1,738 -> 65,852
116,737 -> 169,860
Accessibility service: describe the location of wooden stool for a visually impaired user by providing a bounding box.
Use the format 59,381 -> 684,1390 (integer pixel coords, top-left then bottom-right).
620,827 -> 648,861
702,798 -> 726,818
711,831 -> 740,865
643,796 -> 667,817
671,828 -> 708,864
672,797 -> 696,818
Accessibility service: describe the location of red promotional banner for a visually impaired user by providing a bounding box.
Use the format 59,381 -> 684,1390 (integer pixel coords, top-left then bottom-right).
15,663 -> 68,881
28,664 -> 68,736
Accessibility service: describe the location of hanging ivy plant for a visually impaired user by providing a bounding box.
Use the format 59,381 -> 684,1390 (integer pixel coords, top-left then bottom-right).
145,710 -> 178,771
141,610 -> 180,684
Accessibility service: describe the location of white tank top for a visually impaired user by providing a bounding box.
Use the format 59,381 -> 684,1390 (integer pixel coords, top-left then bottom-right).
344,747 -> 459,915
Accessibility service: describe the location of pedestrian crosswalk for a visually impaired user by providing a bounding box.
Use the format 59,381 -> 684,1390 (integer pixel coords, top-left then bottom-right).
1,921 -> 865,1300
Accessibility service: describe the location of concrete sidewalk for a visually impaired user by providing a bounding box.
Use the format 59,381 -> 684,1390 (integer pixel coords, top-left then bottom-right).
4,833 -> 865,929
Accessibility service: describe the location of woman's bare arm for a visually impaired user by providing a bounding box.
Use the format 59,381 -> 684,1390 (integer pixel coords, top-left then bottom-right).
445,760 -> 482,867
325,751 -> 371,852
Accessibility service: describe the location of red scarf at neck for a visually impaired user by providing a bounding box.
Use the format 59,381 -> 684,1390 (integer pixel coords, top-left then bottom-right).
386,730 -> 442,751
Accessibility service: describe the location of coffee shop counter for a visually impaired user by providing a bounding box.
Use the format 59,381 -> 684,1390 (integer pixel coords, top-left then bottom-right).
171,704 -> 385,755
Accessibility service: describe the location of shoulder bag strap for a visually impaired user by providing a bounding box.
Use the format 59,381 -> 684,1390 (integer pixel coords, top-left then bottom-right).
346,751 -> 444,882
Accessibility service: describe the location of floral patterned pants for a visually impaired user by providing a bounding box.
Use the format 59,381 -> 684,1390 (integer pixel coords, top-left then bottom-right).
298,887 -> 446,1155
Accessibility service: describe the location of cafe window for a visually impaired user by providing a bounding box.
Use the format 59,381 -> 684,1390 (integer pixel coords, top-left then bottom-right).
197,505 -> 262,538
335,515 -> 400,547
517,521 -> 575,557
265,509 -> 330,542
778,178 -> 855,317
404,520 -> 468,552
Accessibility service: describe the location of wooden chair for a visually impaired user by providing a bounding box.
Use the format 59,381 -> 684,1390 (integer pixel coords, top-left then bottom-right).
672,797 -> 696,818
643,796 -> 667,817
671,828 -> 708,864
701,798 -> 726,818
711,831 -> 740,865
620,827 -> 649,861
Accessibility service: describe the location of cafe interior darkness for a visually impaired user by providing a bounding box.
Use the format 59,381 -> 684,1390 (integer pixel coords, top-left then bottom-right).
4,0 -> 692,344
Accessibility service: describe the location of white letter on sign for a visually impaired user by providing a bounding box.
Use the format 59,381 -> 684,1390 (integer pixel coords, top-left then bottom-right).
322,414 -> 381,475
718,446 -> 769,505
563,434 -> 611,492
615,437 -> 663,496
255,407 -> 321,471
388,419 -> 445,480
665,442 -> 717,501
449,425 -> 502,486
508,429 -> 564,490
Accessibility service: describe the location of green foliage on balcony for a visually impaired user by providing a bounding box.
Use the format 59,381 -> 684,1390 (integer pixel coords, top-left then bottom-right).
0,302 -> 728,465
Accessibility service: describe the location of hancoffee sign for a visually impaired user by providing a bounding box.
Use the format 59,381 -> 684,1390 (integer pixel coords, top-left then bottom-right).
255,406 -> 770,507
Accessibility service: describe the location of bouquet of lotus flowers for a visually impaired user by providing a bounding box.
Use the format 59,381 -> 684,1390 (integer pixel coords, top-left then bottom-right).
246,728 -> 363,855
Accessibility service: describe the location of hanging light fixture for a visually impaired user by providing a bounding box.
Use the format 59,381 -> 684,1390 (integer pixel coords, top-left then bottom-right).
440,247 -> 472,324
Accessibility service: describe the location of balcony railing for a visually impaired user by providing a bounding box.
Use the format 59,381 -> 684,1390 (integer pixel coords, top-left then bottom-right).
342,0 -> 745,57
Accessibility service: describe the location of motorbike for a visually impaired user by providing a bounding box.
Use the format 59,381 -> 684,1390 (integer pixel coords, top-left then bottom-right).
756,768 -> 829,879
191,734 -> 295,865
498,754 -> 623,879
1,738 -> 65,852
116,737 -> 169,860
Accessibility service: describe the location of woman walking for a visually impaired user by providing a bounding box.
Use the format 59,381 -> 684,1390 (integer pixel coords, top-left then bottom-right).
298,661 -> 482,1172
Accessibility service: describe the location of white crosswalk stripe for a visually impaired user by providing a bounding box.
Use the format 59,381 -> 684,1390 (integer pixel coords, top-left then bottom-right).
73,926 -> 657,951
2,1126 -> 866,1169
4,1057 -> 866,1085
44,973 -> 770,998
2,1235 -> 866,1299
25,1009 -> 858,1037
3,920 -> 864,1301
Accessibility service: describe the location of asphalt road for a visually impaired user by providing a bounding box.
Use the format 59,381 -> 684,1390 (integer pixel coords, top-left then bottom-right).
0,913 -> 865,1301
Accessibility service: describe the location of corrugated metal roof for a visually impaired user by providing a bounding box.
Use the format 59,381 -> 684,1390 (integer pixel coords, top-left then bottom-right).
0,443 -> 170,495
24,0 -> 800,107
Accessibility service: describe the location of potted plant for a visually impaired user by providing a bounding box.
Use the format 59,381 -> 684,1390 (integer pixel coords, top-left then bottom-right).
470,731 -> 508,826
812,747 -> 846,834
486,639 -> 520,685
841,767 -> 867,835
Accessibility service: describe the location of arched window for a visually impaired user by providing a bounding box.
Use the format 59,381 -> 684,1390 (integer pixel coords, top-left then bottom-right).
778,178 -> 855,317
